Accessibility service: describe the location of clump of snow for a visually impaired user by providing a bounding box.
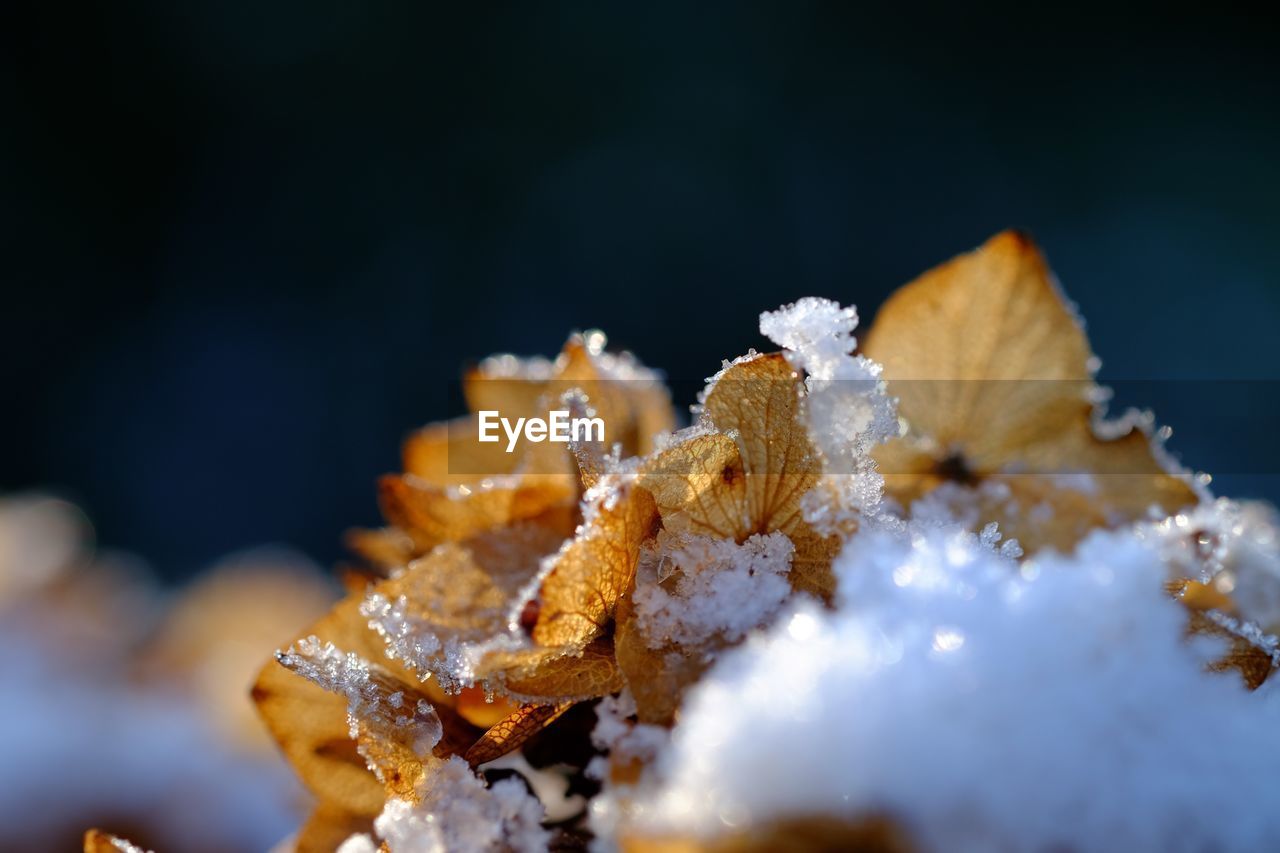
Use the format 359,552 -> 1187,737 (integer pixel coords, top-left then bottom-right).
588,691 -> 668,772
342,756 -> 549,853
759,299 -> 897,531
759,297 -> 861,380
362,588 -> 468,692
480,750 -> 585,823
630,519 -> 1280,852
631,531 -> 796,648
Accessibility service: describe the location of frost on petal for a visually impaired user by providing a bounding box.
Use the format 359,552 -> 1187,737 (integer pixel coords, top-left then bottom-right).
760,298 -> 898,534
531,477 -> 659,649
640,353 -> 839,601
1142,500 -> 1280,689
613,531 -> 797,726
371,756 -> 549,853
631,531 -> 796,649
364,492 -> 633,703
614,353 -> 846,723
253,594 -> 475,814
276,636 -> 446,797
83,830 -> 152,853
759,297 -> 861,380
862,231 -> 1198,554
361,533 -> 552,694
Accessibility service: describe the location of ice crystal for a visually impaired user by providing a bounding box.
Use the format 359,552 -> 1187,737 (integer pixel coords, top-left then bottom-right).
343,757 -> 549,853
277,636 -> 443,772
631,531 -> 796,648
760,298 -> 897,531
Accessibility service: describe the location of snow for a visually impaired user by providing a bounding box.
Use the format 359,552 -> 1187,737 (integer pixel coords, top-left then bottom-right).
348,756 -> 549,853
628,518 -> 1280,852
479,751 -> 585,823
759,299 -> 898,531
630,531 -> 796,648
585,691 -> 669,847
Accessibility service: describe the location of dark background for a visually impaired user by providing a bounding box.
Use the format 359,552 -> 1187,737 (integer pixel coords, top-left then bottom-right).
4,4 -> 1279,581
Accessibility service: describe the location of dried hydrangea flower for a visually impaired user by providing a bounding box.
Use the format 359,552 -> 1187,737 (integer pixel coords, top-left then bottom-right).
245,233 -> 1280,853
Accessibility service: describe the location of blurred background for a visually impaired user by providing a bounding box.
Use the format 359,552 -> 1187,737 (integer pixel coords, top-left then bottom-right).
3,3 -> 1279,849
5,3 -> 1280,579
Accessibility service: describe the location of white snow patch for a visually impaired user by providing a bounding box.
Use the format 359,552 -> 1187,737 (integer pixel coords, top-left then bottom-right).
370,756 -> 548,853
630,521 -> 1280,852
631,531 -> 795,648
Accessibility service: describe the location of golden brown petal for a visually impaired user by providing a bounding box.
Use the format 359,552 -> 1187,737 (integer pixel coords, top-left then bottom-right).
863,232 -> 1092,465
294,804 -> 375,853
402,417 -> 521,486
698,353 -> 821,540
252,599 -> 396,814
252,595 -> 477,814
454,687 -> 523,728
531,482 -> 659,649
345,526 -> 417,572
492,635 -> 628,701
463,335 -> 674,463
465,701 -> 574,766
1184,609 -> 1276,690
378,470 -> 575,555
864,231 -> 1195,547
639,353 -> 839,601
614,594 -> 714,726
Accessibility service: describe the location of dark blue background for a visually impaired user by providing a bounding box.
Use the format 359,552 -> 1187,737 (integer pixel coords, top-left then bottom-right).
4,3 -> 1278,579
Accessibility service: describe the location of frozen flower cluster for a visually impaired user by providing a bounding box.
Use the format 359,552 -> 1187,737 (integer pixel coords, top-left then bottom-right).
210,232 -> 1280,853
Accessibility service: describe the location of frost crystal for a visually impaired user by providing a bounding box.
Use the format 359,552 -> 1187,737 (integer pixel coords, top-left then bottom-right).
759,297 -> 861,379
360,540 -> 538,694
759,298 -> 897,531
1140,498 -> 1280,631
631,522 -> 1280,851
277,636 -> 443,775
367,756 -> 549,853
631,531 -> 796,648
